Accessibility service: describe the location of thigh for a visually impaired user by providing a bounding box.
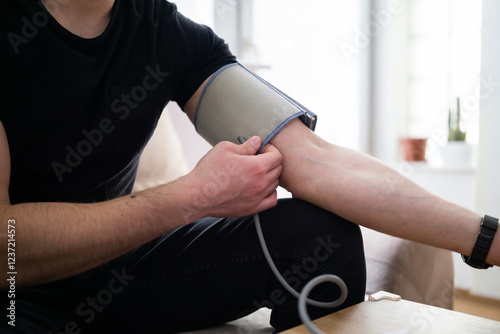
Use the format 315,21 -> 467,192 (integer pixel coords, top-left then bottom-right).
19,198 -> 366,333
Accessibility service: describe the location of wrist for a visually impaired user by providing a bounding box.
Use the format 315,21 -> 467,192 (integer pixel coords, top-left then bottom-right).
166,174 -> 209,224
129,178 -> 202,228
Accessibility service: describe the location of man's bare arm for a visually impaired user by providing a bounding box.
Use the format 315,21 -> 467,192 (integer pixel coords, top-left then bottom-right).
270,119 -> 499,266
0,120 -> 282,289
184,79 -> 499,267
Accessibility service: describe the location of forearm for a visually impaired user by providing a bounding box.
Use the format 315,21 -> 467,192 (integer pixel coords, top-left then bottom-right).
0,177 -> 196,289
0,136 -> 282,289
273,120 -> 499,266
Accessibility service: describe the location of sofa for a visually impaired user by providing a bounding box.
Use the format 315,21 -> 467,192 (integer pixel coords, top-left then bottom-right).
132,106 -> 455,333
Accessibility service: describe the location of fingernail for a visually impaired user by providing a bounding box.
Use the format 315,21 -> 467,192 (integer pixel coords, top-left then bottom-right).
249,136 -> 260,148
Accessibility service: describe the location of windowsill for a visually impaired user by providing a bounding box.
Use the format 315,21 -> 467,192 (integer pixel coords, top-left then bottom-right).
402,161 -> 477,174
396,160 -> 477,213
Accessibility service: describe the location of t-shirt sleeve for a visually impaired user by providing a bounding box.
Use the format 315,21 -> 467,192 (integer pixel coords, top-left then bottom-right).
166,4 -> 237,110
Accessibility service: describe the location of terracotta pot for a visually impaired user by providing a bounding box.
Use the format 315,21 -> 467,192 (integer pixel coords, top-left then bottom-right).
399,138 -> 428,162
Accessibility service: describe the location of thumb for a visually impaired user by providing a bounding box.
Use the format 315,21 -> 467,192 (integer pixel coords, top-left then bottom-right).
238,136 -> 261,156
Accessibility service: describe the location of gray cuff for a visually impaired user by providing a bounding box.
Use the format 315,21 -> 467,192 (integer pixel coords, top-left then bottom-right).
194,63 -> 316,153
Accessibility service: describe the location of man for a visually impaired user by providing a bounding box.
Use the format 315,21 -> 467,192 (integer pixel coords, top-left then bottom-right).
1,0 -> 498,333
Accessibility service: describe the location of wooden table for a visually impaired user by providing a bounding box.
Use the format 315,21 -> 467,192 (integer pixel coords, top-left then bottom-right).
282,299 -> 500,333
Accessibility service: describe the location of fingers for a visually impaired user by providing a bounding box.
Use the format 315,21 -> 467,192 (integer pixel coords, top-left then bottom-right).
236,136 -> 282,175
238,136 -> 261,156
249,165 -> 281,213
255,188 -> 279,213
264,161 -> 283,186
191,137 -> 283,217
257,146 -> 282,177
260,143 -> 278,154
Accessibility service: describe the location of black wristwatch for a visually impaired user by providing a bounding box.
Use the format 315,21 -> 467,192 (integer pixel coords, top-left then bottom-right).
462,215 -> 499,269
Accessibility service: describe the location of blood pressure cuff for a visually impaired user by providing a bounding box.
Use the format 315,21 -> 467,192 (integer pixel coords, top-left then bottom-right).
194,63 -> 317,153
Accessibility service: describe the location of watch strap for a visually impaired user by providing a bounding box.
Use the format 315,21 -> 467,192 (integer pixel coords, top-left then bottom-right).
462,215 -> 498,269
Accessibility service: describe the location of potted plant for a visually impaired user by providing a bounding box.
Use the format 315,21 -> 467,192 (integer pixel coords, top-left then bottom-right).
399,137 -> 428,162
448,97 -> 467,142
438,97 -> 476,168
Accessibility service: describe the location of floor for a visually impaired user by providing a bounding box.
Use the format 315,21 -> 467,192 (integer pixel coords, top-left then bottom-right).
453,289 -> 500,322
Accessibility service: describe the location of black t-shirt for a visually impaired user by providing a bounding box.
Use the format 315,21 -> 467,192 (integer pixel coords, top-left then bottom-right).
0,0 -> 236,204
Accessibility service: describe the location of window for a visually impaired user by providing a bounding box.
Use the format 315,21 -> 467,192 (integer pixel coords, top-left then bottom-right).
248,0 -> 364,150
177,0 -> 366,151
175,1 -> 482,154
405,0 -> 482,144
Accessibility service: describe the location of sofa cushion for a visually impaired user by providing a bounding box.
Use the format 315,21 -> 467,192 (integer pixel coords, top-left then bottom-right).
361,227 -> 454,310
133,108 -> 189,192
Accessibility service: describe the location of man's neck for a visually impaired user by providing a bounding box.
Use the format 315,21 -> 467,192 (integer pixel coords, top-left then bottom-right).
41,0 -> 115,39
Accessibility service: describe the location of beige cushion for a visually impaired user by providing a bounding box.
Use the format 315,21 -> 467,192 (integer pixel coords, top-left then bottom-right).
362,227 -> 454,310
133,107 -> 189,192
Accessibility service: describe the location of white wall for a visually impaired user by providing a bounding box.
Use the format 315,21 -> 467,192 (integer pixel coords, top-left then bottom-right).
476,1 -> 500,219
469,0 -> 500,300
368,0 -> 407,164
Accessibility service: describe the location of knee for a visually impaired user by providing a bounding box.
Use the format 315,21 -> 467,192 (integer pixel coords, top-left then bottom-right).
279,199 -> 367,307
260,198 -> 365,274
263,199 -> 366,330
266,198 -> 364,250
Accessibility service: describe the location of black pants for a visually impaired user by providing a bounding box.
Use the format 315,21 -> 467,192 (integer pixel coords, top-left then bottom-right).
4,199 -> 366,333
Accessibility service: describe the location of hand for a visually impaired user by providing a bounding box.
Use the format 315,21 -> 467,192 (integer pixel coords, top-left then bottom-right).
182,136 -> 282,220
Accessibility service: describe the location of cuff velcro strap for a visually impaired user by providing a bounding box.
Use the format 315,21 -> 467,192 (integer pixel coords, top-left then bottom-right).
194,63 -> 316,153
